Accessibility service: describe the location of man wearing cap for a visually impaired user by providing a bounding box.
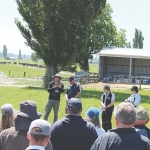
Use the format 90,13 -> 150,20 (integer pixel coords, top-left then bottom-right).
44,74 -> 64,123
134,107 -> 150,139
0,101 -> 52,150
26,119 -> 52,150
125,86 -> 141,107
65,76 -> 81,101
51,98 -> 98,150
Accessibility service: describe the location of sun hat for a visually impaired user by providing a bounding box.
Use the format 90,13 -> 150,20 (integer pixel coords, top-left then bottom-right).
15,101 -> 42,120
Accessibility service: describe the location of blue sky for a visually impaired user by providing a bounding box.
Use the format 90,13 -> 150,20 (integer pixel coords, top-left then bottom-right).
0,0 -> 150,55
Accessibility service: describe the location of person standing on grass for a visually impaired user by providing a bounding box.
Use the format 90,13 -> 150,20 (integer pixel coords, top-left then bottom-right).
51,98 -> 98,150
65,77 -> 81,112
44,74 -> 64,123
90,102 -> 150,150
26,119 -> 52,150
101,84 -> 115,132
125,86 -> 141,107
65,77 -> 81,101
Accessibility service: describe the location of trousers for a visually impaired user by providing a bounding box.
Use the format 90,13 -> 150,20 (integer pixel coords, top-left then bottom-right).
44,99 -> 60,123
102,110 -> 113,132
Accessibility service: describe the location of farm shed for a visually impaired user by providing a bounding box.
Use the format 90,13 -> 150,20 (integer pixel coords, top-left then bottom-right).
99,48 -> 150,82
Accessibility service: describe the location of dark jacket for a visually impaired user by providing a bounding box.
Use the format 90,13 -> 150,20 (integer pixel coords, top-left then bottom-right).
48,81 -> 64,100
66,82 -> 81,99
51,115 -> 98,150
134,125 -> 150,139
90,128 -> 150,150
0,116 -> 53,150
102,92 -> 114,112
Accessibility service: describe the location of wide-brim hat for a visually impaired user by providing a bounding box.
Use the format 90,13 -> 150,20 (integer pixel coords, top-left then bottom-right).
53,74 -> 61,80
15,101 -> 42,120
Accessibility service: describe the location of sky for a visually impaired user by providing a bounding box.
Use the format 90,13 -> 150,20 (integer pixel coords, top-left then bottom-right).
0,0 -> 150,55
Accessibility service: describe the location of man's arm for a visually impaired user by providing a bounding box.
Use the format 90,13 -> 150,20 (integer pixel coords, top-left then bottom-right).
47,82 -> 55,92
74,92 -> 81,98
65,94 -> 69,101
74,83 -> 81,98
58,83 -> 64,92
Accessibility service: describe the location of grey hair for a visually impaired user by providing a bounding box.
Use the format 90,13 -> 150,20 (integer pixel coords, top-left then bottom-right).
114,102 -> 136,125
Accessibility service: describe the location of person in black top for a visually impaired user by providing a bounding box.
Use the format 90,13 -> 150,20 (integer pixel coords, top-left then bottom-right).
65,77 -> 81,113
101,84 -> 115,132
51,98 -> 98,150
44,74 -> 64,123
90,102 -> 150,150
65,77 -> 81,101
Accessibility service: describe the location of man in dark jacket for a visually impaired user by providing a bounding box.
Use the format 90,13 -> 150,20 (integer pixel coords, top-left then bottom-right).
51,98 -> 98,150
44,74 -> 64,123
91,102 -> 150,150
0,101 -> 52,150
134,107 -> 150,139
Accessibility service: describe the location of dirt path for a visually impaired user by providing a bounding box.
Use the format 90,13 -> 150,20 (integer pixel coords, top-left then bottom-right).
82,82 -> 150,90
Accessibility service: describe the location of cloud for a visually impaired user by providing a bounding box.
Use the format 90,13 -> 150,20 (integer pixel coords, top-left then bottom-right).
0,27 -> 32,55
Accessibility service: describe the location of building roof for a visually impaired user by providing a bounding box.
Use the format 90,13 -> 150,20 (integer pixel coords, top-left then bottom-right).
100,48 -> 150,59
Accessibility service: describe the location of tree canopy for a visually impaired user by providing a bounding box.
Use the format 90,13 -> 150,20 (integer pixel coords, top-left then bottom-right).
115,28 -> 127,48
15,0 -> 106,86
133,28 -> 144,49
76,3 -> 117,71
3,45 -> 7,59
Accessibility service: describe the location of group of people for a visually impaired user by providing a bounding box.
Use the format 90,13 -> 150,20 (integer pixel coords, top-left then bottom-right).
0,74 -> 149,150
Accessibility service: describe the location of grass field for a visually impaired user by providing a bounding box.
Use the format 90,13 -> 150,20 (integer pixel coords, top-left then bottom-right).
0,87 -> 150,128
0,62 -> 98,79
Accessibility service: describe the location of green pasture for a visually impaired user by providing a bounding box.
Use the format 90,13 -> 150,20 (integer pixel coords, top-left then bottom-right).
0,87 -> 150,128
0,62 -> 98,79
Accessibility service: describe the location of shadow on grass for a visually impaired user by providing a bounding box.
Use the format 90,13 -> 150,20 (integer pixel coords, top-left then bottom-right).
81,89 -> 150,104
23,86 -> 47,91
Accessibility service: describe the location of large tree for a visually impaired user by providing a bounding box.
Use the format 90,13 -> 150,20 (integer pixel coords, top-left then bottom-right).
115,28 -> 127,48
77,3 -> 117,71
133,28 -> 144,49
18,49 -> 22,60
3,45 -> 7,59
15,0 -> 106,87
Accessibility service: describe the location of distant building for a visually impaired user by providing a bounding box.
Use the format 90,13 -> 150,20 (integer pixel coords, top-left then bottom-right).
7,53 -> 16,58
99,47 -> 150,80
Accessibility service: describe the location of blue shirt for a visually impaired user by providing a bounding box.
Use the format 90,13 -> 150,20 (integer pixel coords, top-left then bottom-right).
66,82 -> 81,99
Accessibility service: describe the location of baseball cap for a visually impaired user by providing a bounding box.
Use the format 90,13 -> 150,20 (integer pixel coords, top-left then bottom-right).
1,104 -> 13,116
86,107 -> 99,119
29,119 -> 51,136
136,107 -> 149,120
69,76 -> 75,82
67,98 -> 82,110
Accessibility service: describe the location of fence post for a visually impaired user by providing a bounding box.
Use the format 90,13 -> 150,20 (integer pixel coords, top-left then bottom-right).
24,72 -> 26,77
9,70 -> 11,76
139,79 -> 142,90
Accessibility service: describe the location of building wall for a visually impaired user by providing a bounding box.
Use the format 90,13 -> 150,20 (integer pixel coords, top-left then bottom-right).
99,56 -> 150,79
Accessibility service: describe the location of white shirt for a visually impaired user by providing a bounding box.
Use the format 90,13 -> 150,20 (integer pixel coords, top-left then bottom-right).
127,93 -> 141,106
26,145 -> 45,150
101,92 -> 115,105
95,126 -> 105,136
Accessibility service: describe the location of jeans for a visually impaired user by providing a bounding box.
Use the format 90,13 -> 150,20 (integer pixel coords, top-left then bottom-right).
102,110 -> 113,132
44,99 -> 60,123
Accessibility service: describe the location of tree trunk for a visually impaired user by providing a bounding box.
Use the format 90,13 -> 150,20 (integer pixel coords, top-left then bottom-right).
43,65 -> 57,88
79,57 -> 89,71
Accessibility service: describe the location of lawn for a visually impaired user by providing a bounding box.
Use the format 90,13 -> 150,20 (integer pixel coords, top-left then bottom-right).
0,87 -> 150,128
0,64 -> 45,78
0,63 -> 98,79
